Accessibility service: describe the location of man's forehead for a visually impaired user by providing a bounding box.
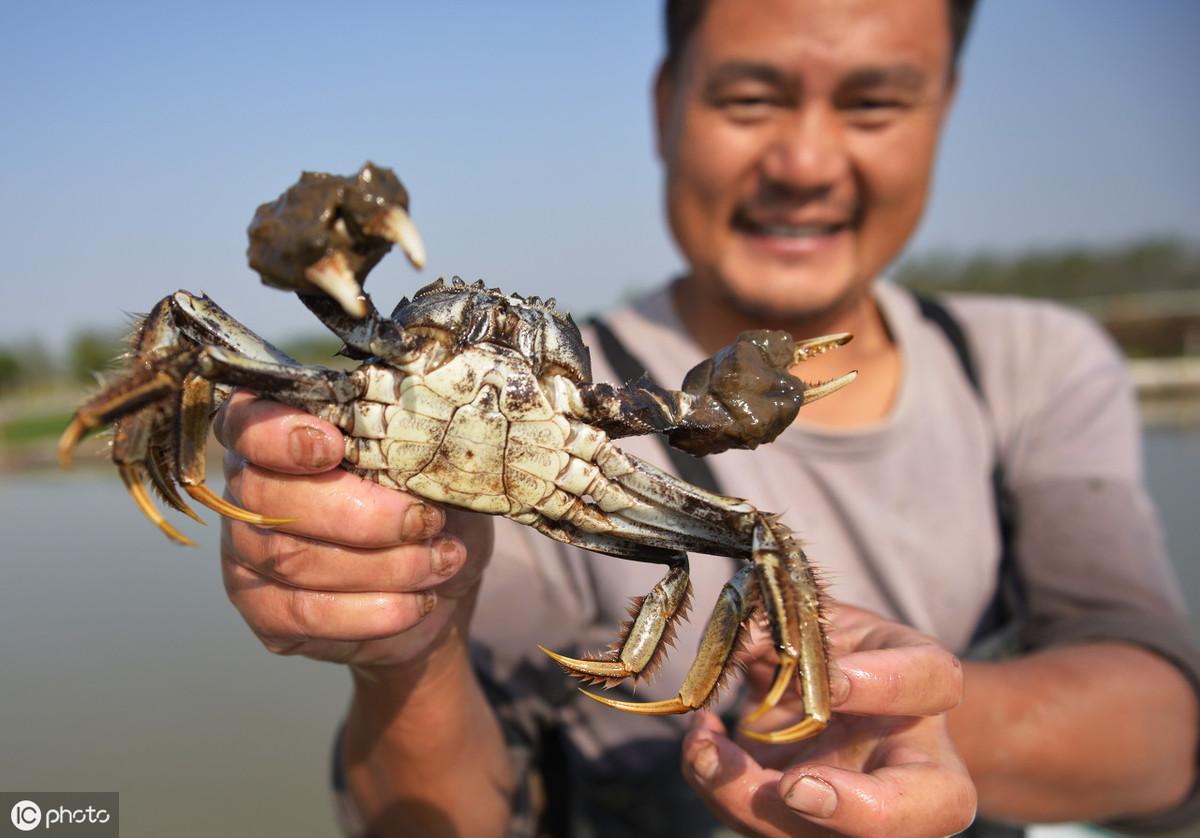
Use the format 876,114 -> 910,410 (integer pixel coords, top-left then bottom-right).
687,0 -> 951,77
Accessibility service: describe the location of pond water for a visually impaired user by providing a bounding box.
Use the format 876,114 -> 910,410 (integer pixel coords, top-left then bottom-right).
0,428 -> 1196,837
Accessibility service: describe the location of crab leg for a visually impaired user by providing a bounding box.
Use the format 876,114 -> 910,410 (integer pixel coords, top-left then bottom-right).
145,445 -> 206,524
579,564 -> 757,715
58,291 -> 369,540
58,369 -> 185,467
167,370 -> 291,527
168,346 -> 362,525
112,405 -> 206,537
547,435 -> 831,742
531,517 -> 693,684
739,550 -> 831,744
119,464 -> 194,546
737,520 -> 831,743
541,562 -> 691,685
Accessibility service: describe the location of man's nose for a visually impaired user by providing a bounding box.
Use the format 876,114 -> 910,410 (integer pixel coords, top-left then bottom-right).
760,105 -> 850,193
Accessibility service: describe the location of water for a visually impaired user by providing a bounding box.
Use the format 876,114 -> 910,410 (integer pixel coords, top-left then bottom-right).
1,429 -> 1197,837
0,472 -> 349,836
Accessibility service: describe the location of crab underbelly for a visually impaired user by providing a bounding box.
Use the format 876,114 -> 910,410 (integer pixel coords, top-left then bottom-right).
339,363 -> 580,518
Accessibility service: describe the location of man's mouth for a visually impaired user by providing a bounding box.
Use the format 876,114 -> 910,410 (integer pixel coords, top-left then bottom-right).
743,221 -> 849,238
732,209 -> 856,241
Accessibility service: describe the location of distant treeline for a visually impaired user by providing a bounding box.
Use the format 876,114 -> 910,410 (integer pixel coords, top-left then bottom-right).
897,237 -> 1199,299
898,238 -> 1200,358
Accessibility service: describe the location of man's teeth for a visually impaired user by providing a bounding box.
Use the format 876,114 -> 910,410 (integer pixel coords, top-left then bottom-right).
755,223 -> 843,237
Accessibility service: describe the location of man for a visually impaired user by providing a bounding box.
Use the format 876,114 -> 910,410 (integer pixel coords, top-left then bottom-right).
215,1 -> 1199,835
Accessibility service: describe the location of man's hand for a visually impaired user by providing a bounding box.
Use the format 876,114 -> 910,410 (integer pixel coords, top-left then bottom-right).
683,605 -> 977,838
214,389 -> 495,669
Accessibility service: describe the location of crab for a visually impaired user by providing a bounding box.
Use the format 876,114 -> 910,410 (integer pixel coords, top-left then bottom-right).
58,164 -> 856,744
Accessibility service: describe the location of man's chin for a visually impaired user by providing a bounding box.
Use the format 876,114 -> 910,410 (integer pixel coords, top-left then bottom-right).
715,267 -> 867,328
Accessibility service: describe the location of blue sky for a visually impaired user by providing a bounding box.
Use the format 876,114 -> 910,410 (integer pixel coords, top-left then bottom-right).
2,1 -> 1198,349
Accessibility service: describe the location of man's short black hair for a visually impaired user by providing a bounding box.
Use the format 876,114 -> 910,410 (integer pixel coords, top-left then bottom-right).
663,0 -> 980,75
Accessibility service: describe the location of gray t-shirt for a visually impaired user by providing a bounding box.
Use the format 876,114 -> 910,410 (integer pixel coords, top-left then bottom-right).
465,280 -> 1198,835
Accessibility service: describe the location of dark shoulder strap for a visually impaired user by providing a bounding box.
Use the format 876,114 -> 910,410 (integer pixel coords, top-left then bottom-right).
587,318 -> 723,495
913,294 -> 1024,651
915,294 -> 983,393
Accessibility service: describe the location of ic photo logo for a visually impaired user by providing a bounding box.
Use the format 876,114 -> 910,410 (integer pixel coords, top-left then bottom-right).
4,795 -> 116,835
10,801 -> 40,832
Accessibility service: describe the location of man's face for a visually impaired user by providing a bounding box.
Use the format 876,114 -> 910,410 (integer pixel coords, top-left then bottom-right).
658,0 -> 956,320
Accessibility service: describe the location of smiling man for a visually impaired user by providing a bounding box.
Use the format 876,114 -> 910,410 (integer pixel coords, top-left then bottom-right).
213,1 -> 1199,836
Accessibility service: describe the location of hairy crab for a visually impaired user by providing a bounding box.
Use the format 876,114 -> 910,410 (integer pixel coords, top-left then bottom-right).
59,164 -> 856,744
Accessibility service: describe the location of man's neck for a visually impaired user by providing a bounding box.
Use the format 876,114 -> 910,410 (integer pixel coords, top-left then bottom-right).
670,275 -> 901,427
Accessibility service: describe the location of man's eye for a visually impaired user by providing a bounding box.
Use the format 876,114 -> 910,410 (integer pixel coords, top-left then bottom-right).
847,98 -> 903,111
717,96 -> 780,120
841,97 -> 910,127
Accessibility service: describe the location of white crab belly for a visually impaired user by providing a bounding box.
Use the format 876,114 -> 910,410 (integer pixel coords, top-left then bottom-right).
340,351 -> 578,517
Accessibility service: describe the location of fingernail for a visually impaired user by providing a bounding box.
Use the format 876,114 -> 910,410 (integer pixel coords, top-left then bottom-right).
829,666 -> 851,706
402,503 -> 441,541
289,426 -> 338,469
419,591 -> 437,617
783,775 -> 837,818
431,538 -> 461,575
691,741 -> 720,782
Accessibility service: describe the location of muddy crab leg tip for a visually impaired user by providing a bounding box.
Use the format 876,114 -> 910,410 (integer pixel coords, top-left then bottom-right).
738,717 -> 829,745
802,370 -> 858,405
183,484 -> 298,527
577,689 -> 693,715
539,646 -> 633,679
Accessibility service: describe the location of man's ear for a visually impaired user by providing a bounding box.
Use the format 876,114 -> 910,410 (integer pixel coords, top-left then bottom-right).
653,60 -> 673,162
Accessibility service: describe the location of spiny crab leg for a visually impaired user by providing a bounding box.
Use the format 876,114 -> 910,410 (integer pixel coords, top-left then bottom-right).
740,533 -> 831,743
57,370 -> 181,469
578,565 -> 757,715
538,436 -> 832,743
145,451 -> 207,525
541,562 -> 691,685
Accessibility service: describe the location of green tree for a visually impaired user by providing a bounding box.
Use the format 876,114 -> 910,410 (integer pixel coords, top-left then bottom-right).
68,329 -> 127,384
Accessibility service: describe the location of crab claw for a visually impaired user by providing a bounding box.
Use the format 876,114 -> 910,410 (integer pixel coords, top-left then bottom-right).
248,163 -> 427,319
305,250 -> 368,318
792,331 -> 852,362
802,370 -> 858,405
789,332 -> 857,406
364,205 -> 426,270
